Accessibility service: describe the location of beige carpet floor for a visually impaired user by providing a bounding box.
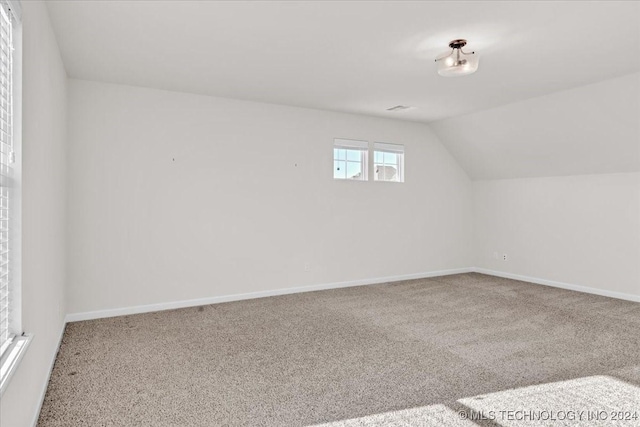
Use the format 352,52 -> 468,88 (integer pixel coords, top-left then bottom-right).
37,273 -> 640,426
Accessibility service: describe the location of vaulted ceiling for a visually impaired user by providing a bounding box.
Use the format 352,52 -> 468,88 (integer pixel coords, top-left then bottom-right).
45,1 -> 640,179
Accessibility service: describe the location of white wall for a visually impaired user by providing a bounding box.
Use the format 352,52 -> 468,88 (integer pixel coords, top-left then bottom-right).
433,71 -> 640,299
474,173 -> 640,299
66,79 -> 473,315
0,2 -> 68,427
431,73 -> 640,180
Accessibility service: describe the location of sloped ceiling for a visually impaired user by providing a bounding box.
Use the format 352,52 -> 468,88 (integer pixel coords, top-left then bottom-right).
430,73 -> 640,180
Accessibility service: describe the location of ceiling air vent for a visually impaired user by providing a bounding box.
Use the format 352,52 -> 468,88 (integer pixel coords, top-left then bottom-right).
386,105 -> 413,112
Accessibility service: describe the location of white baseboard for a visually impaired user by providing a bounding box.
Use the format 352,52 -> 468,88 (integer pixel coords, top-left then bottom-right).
474,268 -> 640,303
65,266 -> 640,323
65,267 -> 473,323
30,319 -> 67,427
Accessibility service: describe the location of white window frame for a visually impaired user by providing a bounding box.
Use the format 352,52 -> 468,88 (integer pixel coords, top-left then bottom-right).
373,142 -> 404,183
0,0 -> 29,397
333,138 -> 368,181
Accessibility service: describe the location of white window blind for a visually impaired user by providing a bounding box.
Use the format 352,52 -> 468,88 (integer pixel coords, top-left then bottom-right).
0,0 -> 14,359
0,0 -> 26,396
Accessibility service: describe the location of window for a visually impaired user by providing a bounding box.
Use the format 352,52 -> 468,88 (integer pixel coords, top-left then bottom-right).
374,142 -> 404,182
0,0 -> 26,396
333,138 -> 368,181
332,139 -> 405,183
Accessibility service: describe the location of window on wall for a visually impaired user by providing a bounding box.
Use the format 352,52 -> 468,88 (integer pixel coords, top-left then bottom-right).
374,142 -> 404,182
0,0 -> 27,396
333,138 -> 368,181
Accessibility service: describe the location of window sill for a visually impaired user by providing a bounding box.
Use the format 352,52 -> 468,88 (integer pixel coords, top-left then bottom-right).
0,334 -> 33,396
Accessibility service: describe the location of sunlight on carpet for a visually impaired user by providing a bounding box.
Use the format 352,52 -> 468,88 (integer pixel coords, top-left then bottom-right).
459,375 -> 640,426
312,375 -> 639,427
310,404 -> 476,427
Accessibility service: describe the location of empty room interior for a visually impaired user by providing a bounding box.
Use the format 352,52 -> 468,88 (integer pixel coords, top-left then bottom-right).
1,1 -> 639,426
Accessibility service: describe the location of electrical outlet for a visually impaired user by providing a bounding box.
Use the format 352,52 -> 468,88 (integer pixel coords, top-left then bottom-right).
503,254 -> 508,261
493,252 -> 500,260
304,262 -> 310,272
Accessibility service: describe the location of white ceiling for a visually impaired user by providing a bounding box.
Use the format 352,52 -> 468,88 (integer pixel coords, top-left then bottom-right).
46,1 -> 640,123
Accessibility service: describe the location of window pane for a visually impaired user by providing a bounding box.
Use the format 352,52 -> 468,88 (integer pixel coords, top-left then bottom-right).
334,138 -> 368,181
383,152 -> 397,164
334,161 -> 346,179
388,166 -> 398,181
346,149 -> 361,161
376,165 -> 398,181
346,161 -> 362,180
373,144 -> 404,183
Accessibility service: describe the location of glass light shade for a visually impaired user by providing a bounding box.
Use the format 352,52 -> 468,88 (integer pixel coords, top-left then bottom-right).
437,51 -> 479,77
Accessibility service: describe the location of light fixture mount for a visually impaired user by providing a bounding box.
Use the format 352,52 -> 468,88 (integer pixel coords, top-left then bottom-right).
448,39 -> 468,49
435,38 -> 479,77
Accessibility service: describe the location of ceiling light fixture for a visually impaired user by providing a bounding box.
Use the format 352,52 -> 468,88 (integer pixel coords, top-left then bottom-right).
434,39 -> 479,77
